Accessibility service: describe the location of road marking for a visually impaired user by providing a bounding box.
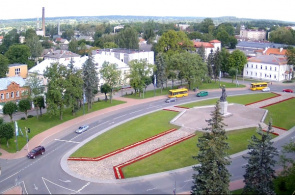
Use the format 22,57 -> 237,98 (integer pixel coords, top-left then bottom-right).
22,181 -> 28,195
75,182 -> 90,193
113,114 -> 126,120
59,179 -> 71,183
146,187 -> 157,191
54,139 -> 80,144
34,184 -> 38,190
184,179 -> 193,182
109,122 -> 115,124
42,177 -> 77,194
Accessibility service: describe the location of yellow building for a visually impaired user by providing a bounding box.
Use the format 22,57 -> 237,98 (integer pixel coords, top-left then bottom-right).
7,64 -> 28,79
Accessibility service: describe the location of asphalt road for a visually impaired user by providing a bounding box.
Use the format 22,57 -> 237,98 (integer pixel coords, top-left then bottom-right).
1,85 -> 295,194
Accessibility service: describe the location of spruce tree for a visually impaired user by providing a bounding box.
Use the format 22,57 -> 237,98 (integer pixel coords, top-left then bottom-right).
242,122 -> 278,195
191,101 -> 231,195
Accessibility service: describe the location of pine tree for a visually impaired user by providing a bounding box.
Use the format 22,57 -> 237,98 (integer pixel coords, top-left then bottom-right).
191,101 -> 231,195
242,122 -> 278,195
82,52 -> 99,111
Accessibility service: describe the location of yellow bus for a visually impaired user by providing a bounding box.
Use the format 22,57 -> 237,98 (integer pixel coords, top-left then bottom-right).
168,88 -> 189,98
250,82 -> 268,91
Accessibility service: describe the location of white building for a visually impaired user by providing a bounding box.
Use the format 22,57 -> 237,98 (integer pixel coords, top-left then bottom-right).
243,55 -> 293,81
193,39 -> 221,59
95,48 -> 154,65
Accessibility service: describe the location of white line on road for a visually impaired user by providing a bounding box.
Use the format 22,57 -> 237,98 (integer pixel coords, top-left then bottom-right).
42,177 -> 77,194
184,179 -> 193,182
22,181 -> 28,195
54,139 -> 80,144
59,179 -> 71,183
75,182 -> 90,194
34,184 -> 38,190
113,114 -> 127,120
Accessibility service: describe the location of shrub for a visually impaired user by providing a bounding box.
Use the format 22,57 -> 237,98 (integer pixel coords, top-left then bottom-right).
28,115 -> 34,118
21,117 -> 26,120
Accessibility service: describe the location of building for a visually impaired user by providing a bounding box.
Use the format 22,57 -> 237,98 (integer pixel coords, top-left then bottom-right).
255,47 -> 286,56
243,55 -> 292,81
193,39 -> 221,58
43,50 -> 80,63
7,64 -> 28,79
239,25 -> 266,41
0,76 -> 28,103
96,48 -> 154,65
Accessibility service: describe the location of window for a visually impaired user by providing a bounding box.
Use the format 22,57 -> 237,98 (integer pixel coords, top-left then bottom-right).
265,74 -> 267,77
1,94 -> 3,100
251,64 -> 253,68
270,74 -> 272,78
6,93 -> 9,99
16,91 -> 20,97
15,68 -> 20,75
247,64 -> 248,68
265,66 -> 267,70
255,72 -> 257,76
274,75 -> 276,79
251,72 -> 252,75
270,67 -> 272,71
275,67 -> 277,71
256,65 -> 257,69
11,92 -> 14,98
261,65 -> 262,69
246,71 -> 248,75
121,59 -> 123,62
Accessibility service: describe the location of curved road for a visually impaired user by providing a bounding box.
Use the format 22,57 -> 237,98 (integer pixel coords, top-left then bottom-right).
1,85 -> 295,194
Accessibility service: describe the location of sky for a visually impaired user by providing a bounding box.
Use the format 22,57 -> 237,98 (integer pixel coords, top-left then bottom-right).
1,0 -> 295,23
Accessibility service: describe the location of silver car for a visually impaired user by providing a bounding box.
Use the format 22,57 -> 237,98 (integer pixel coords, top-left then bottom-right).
165,97 -> 177,103
75,125 -> 89,134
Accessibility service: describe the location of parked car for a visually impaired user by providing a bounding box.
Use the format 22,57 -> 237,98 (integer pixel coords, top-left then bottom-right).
75,125 -> 89,134
165,97 -> 177,103
196,91 -> 208,97
262,87 -> 270,92
27,146 -> 45,159
282,89 -> 294,93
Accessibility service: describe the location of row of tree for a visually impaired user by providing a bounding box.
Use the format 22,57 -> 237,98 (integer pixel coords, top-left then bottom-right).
191,101 -> 295,194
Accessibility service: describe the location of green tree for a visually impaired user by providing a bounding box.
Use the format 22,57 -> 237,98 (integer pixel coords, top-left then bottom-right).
191,101 -> 231,195
155,52 -> 167,93
213,48 -> 222,82
61,29 -> 74,40
199,18 -> 215,34
0,54 -> 9,78
68,39 -> 79,53
43,62 -> 67,120
25,72 -> 44,99
128,59 -> 155,97
227,50 -> 247,74
286,48 -> 295,79
242,122 -> 278,195
229,67 -> 237,83
100,84 -> 111,101
275,141 -> 295,194
269,27 -> 295,45
25,28 -> 37,40
18,98 -> 31,120
170,52 -> 207,90
0,123 -> 14,148
83,52 -> 99,111
5,44 -> 31,64
99,62 -> 121,103
33,95 -> 45,118
220,48 -> 230,74
3,101 -> 18,122
64,59 -> 83,115
26,35 -> 43,59
197,45 -> 206,62
103,42 -> 118,49
116,26 -> 139,49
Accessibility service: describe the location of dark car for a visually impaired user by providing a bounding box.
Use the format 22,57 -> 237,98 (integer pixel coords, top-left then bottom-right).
165,97 -> 177,103
196,91 -> 209,97
282,89 -> 293,93
27,146 -> 45,159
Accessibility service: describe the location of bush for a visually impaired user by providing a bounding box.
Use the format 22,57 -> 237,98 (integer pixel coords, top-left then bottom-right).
21,117 -> 26,120
97,97 -> 101,102
28,115 -> 34,118
282,80 -> 294,83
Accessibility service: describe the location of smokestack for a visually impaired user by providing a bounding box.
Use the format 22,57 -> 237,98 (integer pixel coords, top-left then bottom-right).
42,7 -> 45,37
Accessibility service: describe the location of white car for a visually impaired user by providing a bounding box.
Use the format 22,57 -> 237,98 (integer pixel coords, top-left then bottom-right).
262,87 -> 270,92
75,125 -> 89,134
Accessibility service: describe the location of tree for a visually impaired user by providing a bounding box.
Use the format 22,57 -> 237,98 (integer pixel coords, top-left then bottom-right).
68,39 -> 79,53
155,52 -> 167,93
83,52 -> 99,111
207,50 -> 214,79
0,54 -> 9,78
43,62 -> 67,120
100,84 -> 111,101
213,48 -> 222,82
64,59 -> 83,115
197,45 -> 206,62
128,59 -> 155,97
220,48 -> 230,74
286,48 -> 295,79
25,28 -> 37,40
198,18 -> 215,34
227,50 -> 247,74
26,35 -> 43,59
170,52 -> 207,90
0,123 -> 14,148
3,101 -> 17,122
99,62 -> 121,103
229,67 -> 237,83
242,122 -> 278,195
18,99 -> 31,120
269,27 -> 295,45
25,72 -> 44,99
191,101 -> 231,195
116,26 -> 139,49
275,141 -> 295,194
5,44 -> 31,64
33,95 -> 45,118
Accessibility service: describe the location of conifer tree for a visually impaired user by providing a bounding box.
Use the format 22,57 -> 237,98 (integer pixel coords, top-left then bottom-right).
242,122 -> 278,195
191,101 -> 231,195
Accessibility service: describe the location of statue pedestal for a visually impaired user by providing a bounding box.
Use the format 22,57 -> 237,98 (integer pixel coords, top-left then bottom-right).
220,101 -> 232,117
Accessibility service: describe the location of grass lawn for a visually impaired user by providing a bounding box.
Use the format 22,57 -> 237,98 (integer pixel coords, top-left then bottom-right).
0,100 -> 125,153
71,110 -> 179,157
182,92 -> 278,108
122,128 -> 260,178
123,81 -> 245,99
264,97 -> 295,130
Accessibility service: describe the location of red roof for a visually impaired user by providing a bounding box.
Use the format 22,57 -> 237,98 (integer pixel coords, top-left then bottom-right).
255,48 -> 287,55
209,39 -> 221,43
193,41 -> 214,48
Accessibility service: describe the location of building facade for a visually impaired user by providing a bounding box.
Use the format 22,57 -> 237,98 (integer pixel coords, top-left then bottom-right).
239,25 -> 267,41
193,39 -> 221,59
243,55 -> 292,81
0,76 -> 28,103
7,64 -> 28,79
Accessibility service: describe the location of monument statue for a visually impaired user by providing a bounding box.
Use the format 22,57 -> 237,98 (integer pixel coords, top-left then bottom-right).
220,85 -> 227,102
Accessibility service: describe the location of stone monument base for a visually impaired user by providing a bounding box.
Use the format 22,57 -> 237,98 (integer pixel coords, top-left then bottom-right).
220,101 -> 232,117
